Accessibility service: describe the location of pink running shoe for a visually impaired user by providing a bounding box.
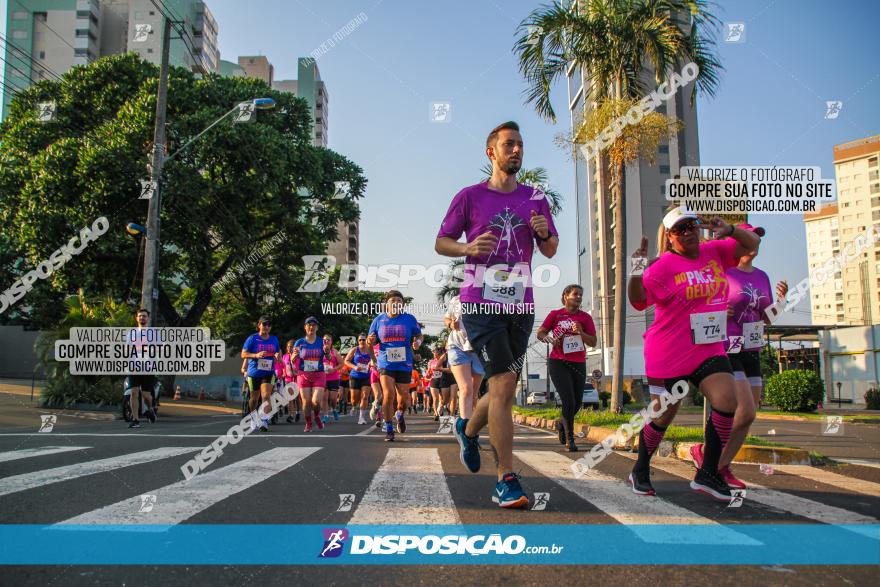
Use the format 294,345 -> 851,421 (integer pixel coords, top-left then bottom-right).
690,443 -> 704,469
720,465 -> 747,489
304,422 -> 312,433
315,416 -> 325,430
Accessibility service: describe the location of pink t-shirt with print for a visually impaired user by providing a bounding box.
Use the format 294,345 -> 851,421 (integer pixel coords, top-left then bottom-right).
540,308 -> 596,362
640,239 -> 738,378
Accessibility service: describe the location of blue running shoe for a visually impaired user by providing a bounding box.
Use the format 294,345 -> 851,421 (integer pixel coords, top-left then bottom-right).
396,410 -> 406,433
492,473 -> 529,509
454,418 -> 480,473
333,409 -> 339,422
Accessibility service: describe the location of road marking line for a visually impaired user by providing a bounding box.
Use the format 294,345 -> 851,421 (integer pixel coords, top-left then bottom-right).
771,465 -> 880,496
56,447 -> 320,526
515,450 -> 760,545
349,448 -> 460,525
0,447 -> 199,498
0,433 -> 547,440
0,446 -> 90,463
618,453 -> 879,538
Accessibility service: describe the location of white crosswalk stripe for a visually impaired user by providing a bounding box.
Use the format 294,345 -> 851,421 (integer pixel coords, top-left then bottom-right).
57,447 -> 320,525
0,446 -> 90,463
515,450 -> 761,545
618,453 -> 879,539
349,447 -> 460,525
771,465 -> 880,496
0,447 -> 199,498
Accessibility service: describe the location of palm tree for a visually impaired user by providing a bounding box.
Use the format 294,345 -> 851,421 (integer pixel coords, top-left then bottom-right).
516,0 -> 723,412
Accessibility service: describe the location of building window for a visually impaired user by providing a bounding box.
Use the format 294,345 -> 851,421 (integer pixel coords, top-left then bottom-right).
12,11 -> 28,20
38,51 -> 45,59
872,184 -> 880,194
870,157 -> 878,167
659,164 -> 670,174
870,170 -> 879,181
12,30 -> 27,39
658,144 -> 669,154
147,48 -> 153,53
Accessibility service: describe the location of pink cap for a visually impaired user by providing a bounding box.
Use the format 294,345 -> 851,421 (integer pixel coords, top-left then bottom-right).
737,223 -> 765,237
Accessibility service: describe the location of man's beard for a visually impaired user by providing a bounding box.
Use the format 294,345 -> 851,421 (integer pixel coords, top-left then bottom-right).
500,158 -> 522,175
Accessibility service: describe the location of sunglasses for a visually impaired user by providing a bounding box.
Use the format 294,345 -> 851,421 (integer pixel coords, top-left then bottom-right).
669,220 -> 700,235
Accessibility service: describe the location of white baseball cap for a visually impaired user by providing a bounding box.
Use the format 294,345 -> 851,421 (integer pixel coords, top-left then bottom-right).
662,206 -> 698,230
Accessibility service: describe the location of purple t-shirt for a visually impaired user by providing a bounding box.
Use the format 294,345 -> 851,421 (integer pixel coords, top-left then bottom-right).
725,266 -> 773,351
437,182 -> 557,305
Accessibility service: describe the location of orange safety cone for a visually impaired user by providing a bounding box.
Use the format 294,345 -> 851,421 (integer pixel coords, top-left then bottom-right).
173,386 -> 181,401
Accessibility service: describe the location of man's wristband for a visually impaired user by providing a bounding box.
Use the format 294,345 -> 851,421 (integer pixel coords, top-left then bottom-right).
536,232 -> 551,243
727,225 -> 736,238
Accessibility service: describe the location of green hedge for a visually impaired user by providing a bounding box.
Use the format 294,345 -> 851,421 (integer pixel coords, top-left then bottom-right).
765,370 -> 824,412
865,388 -> 880,410
41,375 -> 123,408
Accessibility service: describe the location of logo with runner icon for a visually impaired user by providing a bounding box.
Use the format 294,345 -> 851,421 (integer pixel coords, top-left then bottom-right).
139,494 -> 157,513
319,528 -> 349,558
38,415 -> 56,433
337,494 -> 356,512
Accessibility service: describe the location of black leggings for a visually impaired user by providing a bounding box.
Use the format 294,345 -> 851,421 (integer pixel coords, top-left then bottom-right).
548,358 -> 586,437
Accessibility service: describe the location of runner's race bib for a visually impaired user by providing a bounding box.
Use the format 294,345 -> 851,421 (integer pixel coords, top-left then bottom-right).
303,360 -> 319,372
727,336 -> 744,354
743,321 -> 765,350
690,311 -> 726,344
257,358 -> 273,371
482,270 -> 525,304
386,346 -> 407,363
563,335 -> 585,354
356,364 -> 369,373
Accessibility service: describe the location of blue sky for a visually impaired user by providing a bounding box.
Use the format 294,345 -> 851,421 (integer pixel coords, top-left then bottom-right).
2,0 -> 879,335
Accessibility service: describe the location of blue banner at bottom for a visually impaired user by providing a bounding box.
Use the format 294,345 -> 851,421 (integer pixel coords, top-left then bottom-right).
1,524 -> 878,565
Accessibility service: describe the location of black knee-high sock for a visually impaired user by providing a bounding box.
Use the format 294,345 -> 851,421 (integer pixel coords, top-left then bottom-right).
703,408 -> 734,474
635,421 -> 667,471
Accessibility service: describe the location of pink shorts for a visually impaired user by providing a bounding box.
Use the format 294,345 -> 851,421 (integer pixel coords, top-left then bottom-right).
370,369 -> 380,385
297,372 -> 326,389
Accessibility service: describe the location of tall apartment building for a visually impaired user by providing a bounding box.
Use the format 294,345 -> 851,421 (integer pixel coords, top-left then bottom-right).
805,135 -> 880,326
2,0 -> 219,117
569,64 -> 701,377
804,204 -> 840,325
237,55 -> 273,85
273,58 -> 357,266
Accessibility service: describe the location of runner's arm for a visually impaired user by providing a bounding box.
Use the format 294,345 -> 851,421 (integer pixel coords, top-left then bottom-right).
343,348 -> 358,371
536,235 -> 558,258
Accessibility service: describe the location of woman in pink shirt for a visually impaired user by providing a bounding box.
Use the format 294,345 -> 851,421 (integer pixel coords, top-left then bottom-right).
281,340 -> 301,424
628,206 -> 759,502
536,285 -> 597,452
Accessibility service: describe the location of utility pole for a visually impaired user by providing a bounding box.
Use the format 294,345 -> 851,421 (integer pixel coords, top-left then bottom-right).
141,17 -> 173,319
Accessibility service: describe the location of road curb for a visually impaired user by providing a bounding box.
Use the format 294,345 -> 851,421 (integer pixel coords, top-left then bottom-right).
513,414 -> 812,464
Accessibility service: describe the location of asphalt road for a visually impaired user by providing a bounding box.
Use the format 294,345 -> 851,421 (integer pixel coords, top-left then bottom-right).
0,393 -> 878,585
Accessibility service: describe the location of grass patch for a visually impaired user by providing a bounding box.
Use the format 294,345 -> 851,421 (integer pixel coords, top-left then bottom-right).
513,406 -> 634,428
662,426 -> 789,447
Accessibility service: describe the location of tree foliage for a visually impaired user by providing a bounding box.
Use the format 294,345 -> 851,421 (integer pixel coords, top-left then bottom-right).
0,53 -> 369,349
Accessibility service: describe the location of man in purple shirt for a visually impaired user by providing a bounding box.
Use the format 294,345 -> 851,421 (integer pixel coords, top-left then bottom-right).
435,121 -> 559,509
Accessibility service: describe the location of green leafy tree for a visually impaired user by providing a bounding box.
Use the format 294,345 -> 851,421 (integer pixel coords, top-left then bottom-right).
0,54 -> 366,346
516,0 -> 723,412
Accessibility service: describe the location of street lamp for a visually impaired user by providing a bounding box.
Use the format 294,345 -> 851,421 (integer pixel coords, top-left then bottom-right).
140,97 -> 277,318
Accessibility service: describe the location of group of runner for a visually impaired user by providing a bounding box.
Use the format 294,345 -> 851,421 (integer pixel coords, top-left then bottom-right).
123,120 -> 784,510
